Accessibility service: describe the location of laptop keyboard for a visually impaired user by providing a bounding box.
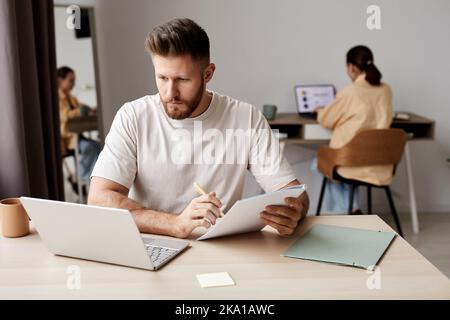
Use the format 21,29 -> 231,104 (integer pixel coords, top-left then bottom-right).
144,242 -> 178,268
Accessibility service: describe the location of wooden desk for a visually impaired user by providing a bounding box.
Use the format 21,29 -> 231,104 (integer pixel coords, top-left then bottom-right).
68,115 -> 98,134
268,112 -> 434,144
1,215 -> 449,299
268,112 -> 436,234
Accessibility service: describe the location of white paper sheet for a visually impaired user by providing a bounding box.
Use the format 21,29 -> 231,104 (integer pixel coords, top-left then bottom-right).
197,185 -> 306,240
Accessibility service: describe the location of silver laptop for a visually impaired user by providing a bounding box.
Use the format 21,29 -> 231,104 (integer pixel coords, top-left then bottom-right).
20,197 -> 189,271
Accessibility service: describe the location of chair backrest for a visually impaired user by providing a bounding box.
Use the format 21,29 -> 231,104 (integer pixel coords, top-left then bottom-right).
317,129 -> 407,179
325,129 -> 407,167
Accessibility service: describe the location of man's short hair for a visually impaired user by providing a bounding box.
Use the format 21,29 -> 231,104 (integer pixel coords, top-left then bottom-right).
145,18 -> 210,63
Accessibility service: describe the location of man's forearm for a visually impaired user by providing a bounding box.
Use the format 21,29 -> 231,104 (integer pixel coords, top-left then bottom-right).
131,207 -> 179,237
88,189 -> 180,237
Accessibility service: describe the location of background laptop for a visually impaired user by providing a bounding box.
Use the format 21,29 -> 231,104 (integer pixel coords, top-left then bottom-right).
20,197 -> 189,271
294,84 -> 336,118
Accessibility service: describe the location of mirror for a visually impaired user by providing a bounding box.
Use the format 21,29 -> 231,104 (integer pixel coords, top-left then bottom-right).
54,4 -> 103,203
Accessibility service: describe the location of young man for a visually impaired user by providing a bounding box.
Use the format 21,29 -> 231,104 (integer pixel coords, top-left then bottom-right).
88,18 -> 309,239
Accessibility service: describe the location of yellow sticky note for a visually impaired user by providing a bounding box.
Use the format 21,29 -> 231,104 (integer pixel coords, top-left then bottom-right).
196,272 -> 235,288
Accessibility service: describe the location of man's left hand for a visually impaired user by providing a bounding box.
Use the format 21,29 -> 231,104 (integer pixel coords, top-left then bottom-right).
260,191 -> 309,236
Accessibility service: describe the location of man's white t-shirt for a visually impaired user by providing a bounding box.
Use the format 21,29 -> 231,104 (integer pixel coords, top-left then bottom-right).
91,91 -> 297,214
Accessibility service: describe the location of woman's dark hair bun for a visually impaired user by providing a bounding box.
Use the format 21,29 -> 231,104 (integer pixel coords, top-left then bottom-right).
347,45 -> 382,86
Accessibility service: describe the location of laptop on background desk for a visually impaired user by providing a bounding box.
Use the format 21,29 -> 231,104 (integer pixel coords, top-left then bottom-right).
294,84 -> 336,118
20,197 -> 189,271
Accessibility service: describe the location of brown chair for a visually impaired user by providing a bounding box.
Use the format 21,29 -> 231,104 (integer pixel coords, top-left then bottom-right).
315,129 -> 407,236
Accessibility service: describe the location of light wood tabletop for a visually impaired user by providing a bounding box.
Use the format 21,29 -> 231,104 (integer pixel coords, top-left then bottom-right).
1,215 -> 449,300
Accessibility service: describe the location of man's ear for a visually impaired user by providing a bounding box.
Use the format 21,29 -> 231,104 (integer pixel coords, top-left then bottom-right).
203,63 -> 216,83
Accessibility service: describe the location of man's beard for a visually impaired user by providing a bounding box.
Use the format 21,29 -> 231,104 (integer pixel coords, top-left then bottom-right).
161,81 -> 204,120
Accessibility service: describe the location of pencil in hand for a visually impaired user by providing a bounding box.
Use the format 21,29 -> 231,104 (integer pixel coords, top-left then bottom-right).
193,182 -> 225,218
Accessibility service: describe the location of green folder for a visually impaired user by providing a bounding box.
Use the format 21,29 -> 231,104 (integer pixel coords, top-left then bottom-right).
283,224 -> 396,269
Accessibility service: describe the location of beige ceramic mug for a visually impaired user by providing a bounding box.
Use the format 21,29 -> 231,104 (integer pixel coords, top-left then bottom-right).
0,198 -> 30,238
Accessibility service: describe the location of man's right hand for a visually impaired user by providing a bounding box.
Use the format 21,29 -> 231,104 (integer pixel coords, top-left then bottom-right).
174,192 -> 223,238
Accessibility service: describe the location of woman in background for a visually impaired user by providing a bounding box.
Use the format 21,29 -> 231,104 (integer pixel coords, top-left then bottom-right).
58,66 -> 101,193
314,45 -> 393,214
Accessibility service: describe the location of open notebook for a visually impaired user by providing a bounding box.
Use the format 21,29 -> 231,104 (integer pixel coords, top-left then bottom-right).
283,224 -> 396,269
197,185 -> 306,241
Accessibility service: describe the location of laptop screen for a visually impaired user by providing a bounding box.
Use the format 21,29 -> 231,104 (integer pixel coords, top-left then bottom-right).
295,84 -> 336,114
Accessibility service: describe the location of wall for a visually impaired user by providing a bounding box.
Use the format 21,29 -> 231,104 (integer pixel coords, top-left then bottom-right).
55,0 -> 450,214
